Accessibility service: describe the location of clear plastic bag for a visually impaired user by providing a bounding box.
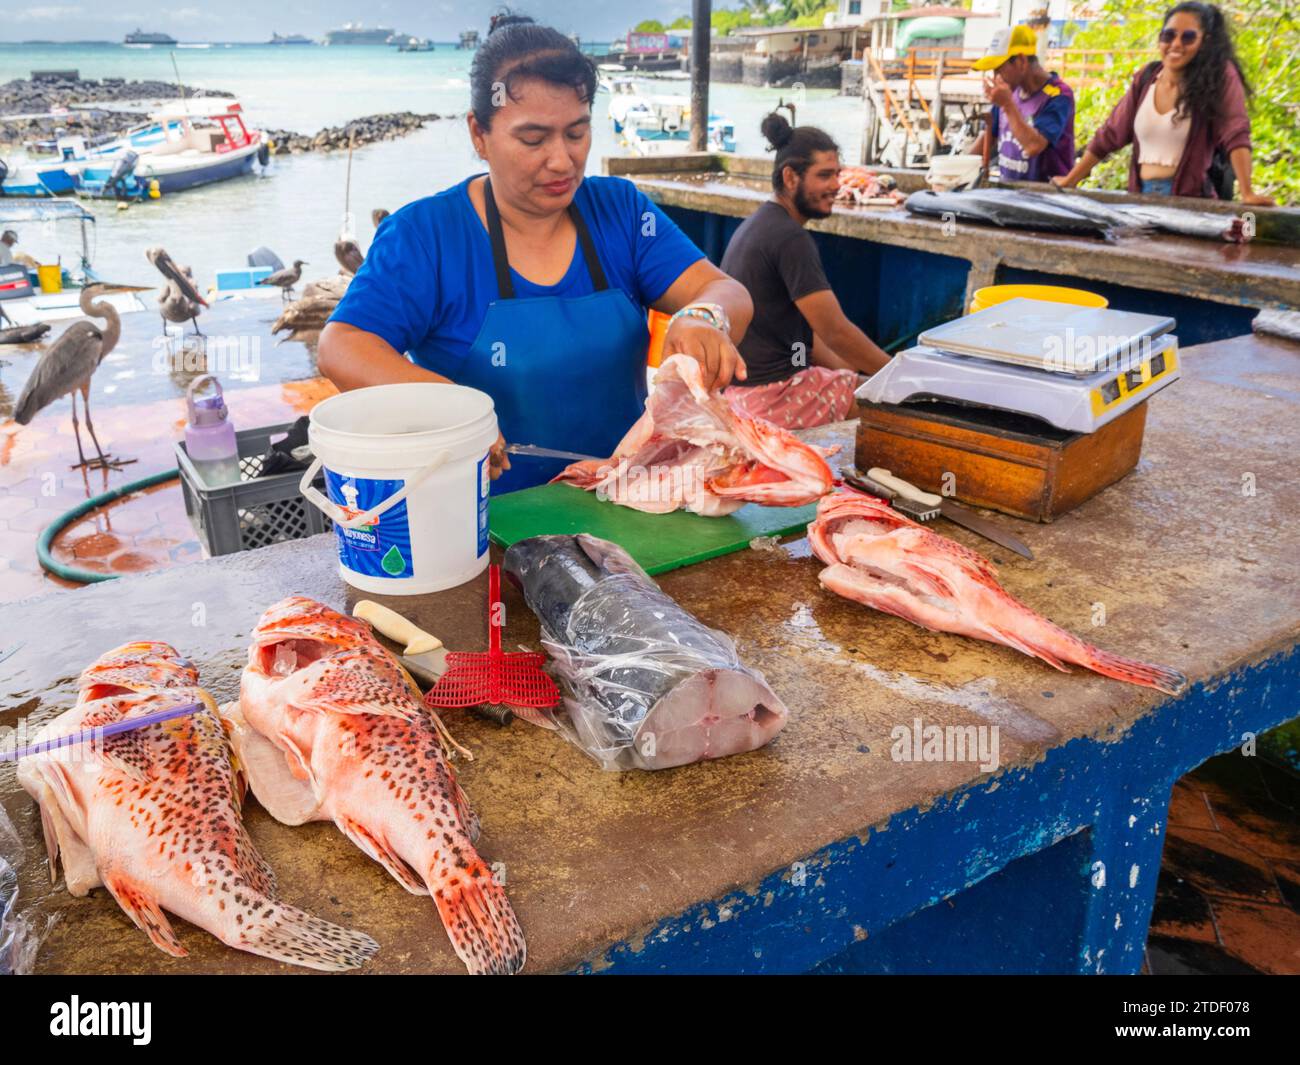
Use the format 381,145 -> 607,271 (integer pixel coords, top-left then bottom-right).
0,803 -> 54,976
505,535 -> 789,771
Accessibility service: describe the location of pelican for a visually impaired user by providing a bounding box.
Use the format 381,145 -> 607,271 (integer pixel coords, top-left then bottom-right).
334,235 -> 363,276
13,284 -> 135,470
257,259 -> 307,301
372,208 -> 390,227
146,246 -> 208,336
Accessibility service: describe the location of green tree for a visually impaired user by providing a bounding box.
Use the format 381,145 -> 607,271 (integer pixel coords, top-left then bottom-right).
1067,0 -> 1296,203
634,19 -> 667,32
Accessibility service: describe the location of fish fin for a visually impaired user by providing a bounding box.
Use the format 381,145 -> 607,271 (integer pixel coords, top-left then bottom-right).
1076,648 -> 1189,697
989,625 -> 1073,673
338,816 -> 429,895
450,773 -> 481,844
102,870 -> 187,958
235,894 -> 378,972
900,560 -> 956,600
501,705 -> 561,731
78,705 -> 155,782
432,860 -> 527,976
288,650 -> 422,721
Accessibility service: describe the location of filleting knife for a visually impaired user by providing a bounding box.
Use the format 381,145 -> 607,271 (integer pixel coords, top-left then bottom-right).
855,467 -> 1035,560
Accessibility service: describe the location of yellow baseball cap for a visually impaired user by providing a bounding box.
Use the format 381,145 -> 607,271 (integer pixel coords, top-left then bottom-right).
972,24 -> 1038,71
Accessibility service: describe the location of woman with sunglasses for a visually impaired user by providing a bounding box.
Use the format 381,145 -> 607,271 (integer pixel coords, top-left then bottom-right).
1053,2 -> 1273,204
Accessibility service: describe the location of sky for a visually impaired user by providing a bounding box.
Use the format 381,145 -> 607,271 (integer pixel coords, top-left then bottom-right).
0,0 -> 701,43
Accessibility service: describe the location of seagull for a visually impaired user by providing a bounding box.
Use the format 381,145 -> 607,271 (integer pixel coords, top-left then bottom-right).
257,259 -> 307,301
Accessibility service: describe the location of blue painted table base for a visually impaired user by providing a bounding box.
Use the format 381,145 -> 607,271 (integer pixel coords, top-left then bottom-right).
579,647 -> 1298,974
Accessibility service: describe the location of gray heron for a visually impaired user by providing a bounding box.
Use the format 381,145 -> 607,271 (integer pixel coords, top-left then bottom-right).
146,246 -> 208,337
257,259 -> 307,301
13,284 -> 137,470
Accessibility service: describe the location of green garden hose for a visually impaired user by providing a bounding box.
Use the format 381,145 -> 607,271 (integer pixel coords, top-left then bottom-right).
36,468 -> 180,584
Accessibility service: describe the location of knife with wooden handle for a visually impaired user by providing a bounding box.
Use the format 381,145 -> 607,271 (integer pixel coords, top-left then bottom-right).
867,467 -> 1035,560
352,601 -> 513,725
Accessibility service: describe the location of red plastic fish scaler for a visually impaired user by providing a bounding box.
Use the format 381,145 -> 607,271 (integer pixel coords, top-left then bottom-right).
424,563 -> 560,714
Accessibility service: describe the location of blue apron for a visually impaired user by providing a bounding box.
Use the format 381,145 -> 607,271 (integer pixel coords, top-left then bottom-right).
452,178 -> 650,494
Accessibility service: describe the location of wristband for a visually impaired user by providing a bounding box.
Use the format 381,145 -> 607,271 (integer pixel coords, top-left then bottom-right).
670,302 -> 731,337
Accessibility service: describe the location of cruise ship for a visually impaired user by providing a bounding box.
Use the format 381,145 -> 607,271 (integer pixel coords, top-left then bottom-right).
124,29 -> 178,45
324,22 -> 395,45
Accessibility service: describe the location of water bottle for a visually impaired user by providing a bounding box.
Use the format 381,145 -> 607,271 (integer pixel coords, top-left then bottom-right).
185,375 -> 242,487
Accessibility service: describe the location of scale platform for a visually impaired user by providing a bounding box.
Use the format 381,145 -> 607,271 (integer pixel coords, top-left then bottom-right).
861,299 -> 1181,434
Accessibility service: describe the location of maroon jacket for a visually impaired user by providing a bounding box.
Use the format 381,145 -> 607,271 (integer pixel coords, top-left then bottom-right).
1085,61 -> 1252,197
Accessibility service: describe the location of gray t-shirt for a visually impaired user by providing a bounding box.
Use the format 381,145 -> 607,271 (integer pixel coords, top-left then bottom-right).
720,201 -> 830,387
0,244 -> 12,267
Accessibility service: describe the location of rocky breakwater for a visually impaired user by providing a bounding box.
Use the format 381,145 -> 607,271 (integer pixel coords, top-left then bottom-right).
263,111 -> 445,153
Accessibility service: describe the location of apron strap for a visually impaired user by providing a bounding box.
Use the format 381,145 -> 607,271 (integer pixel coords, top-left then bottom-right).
483,177 -> 608,300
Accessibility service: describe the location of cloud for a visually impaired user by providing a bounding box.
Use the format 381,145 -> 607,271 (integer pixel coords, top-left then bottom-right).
13,5 -> 86,20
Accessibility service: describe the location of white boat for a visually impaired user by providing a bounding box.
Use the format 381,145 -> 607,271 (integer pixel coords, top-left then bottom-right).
608,80 -> 735,156
0,199 -> 147,325
73,100 -> 269,199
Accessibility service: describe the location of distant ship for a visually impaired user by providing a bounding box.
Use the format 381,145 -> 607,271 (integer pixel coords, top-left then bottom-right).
458,30 -> 480,50
124,29 -> 177,46
324,22 -> 395,45
269,32 -> 314,45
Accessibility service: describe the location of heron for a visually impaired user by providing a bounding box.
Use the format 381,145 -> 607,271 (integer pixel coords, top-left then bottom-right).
146,246 -> 208,337
257,259 -> 307,301
13,284 -> 136,470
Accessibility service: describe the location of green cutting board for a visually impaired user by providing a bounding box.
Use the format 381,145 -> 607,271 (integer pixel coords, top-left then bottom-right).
489,482 -> 817,575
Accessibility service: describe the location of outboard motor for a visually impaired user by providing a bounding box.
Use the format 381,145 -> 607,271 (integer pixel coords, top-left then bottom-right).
108,149 -> 139,187
247,246 -> 285,273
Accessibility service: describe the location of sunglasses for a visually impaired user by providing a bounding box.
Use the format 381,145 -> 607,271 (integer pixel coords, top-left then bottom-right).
1159,27 -> 1202,45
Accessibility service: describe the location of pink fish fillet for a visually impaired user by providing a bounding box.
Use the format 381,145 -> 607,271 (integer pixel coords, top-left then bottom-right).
808,492 -> 1188,696
17,642 -> 378,971
230,596 -> 527,975
553,353 -> 834,514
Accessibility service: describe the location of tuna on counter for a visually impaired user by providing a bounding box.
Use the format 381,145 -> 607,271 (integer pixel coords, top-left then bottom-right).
502,534 -> 789,771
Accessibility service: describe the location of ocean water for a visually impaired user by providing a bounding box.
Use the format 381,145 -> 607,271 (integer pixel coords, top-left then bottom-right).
0,43 -> 867,292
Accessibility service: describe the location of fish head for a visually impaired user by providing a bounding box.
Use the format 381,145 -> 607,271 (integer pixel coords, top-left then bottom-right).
248,596 -> 380,678
78,641 -> 198,701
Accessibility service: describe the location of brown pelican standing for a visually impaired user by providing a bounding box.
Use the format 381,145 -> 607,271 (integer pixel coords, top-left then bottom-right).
146,246 -> 208,336
13,284 -> 136,470
334,235 -> 363,276
257,259 -> 307,301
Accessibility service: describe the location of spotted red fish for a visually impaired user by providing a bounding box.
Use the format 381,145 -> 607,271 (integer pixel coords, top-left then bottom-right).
228,596 -> 526,975
17,642 -> 377,971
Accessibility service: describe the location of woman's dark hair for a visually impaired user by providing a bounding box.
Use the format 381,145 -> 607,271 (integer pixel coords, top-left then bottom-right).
1162,2 -> 1250,127
761,112 -> 839,193
470,14 -> 598,130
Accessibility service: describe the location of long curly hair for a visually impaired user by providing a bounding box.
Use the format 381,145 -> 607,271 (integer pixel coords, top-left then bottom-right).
1163,2 -> 1250,128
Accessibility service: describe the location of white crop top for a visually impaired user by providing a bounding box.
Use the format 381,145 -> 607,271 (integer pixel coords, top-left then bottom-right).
1134,85 -> 1192,168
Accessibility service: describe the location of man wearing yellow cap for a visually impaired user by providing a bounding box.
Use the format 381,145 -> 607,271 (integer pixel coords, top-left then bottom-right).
969,24 -> 1076,183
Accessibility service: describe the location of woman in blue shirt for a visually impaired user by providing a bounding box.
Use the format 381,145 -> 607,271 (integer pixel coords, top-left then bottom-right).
321,17 -> 754,492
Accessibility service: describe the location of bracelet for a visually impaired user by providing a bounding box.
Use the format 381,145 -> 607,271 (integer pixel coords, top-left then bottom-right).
670,302 -> 731,336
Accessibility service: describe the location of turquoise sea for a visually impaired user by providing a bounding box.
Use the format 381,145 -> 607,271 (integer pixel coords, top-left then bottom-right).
0,43 -> 866,290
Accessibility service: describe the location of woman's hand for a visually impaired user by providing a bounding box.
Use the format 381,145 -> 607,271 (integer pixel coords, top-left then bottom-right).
663,316 -> 748,392
1241,190 -> 1276,207
488,432 -> 511,480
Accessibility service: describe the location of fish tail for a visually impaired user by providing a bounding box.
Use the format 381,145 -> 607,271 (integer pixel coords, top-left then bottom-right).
239,893 -> 379,972
1076,647 -> 1189,697
431,860 -> 527,975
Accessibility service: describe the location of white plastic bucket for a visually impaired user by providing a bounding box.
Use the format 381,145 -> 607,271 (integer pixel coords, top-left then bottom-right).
299,383 -> 498,595
926,153 -> 983,192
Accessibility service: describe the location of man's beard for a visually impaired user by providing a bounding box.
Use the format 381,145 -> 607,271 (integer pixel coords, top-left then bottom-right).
793,181 -> 832,220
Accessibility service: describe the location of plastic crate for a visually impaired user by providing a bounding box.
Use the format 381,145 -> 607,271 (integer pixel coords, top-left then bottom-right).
176,422 -> 328,556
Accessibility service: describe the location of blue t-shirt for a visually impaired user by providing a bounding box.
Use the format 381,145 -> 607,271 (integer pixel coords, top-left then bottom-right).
330,174 -> 704,373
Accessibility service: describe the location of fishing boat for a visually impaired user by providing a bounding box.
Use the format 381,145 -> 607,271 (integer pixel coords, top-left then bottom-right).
0,157 -> 78,197
74,100 -> 269,199
458,30 -> 480,50
0,199 -> 147,324
607,80 -> 735,156
397,38 -> 436,52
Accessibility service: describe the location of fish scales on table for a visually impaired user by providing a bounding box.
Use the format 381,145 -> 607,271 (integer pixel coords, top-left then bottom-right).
808,492 -> 1188,695
503,534 -> 789,771
16,642 -> 378,971
553,353 -> 834,515
228,596 -> 526,975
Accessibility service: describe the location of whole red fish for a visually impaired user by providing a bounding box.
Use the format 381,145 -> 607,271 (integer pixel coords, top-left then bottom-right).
809,492 -> 1187,695
230,597 -> 526,975
18,642 -> 378,971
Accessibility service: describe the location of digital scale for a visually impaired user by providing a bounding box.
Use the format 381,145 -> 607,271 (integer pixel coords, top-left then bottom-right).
859,298 -> 1182,434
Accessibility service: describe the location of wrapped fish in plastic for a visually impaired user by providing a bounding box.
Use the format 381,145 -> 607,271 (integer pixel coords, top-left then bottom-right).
502,534 -> 789,771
